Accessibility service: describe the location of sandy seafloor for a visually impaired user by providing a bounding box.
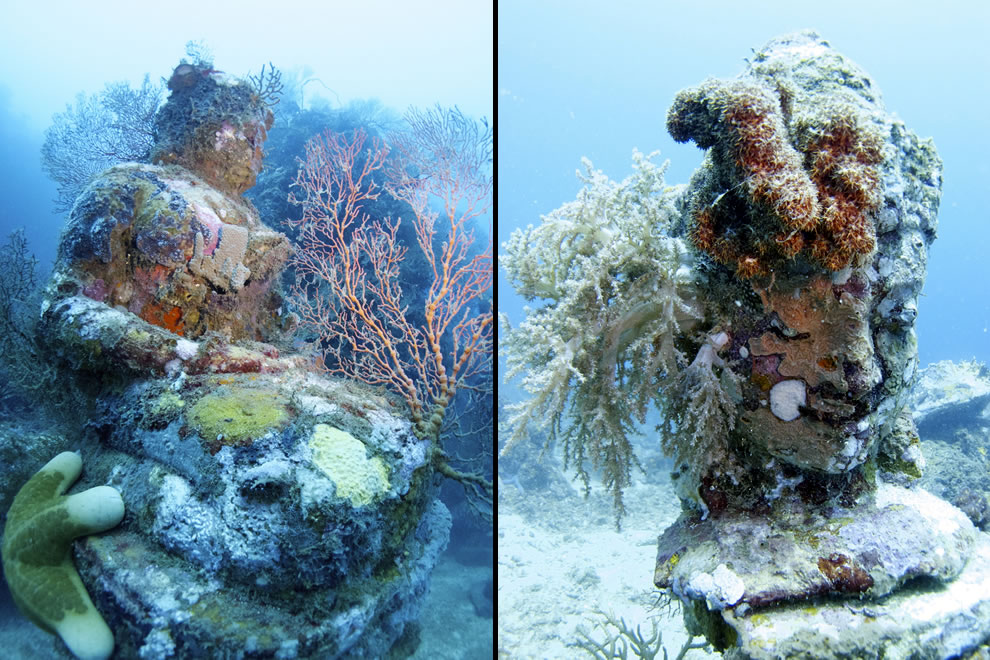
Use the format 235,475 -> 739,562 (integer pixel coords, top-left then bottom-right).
497,464 -> 720,659
0,545 -> 494,659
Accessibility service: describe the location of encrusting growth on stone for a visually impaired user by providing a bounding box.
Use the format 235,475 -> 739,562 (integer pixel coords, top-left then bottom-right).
667,77 -> 885,277
188,223 -> 252,292
1,452 -> 125,660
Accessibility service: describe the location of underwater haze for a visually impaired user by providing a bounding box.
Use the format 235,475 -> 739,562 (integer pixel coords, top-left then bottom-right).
0,1 -> 493,658
0,0 -> 493,268
499,0 -> 990,371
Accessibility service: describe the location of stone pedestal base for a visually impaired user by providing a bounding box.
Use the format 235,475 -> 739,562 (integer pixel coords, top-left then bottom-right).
655,484 -> 989,657
722,533 -> 990,659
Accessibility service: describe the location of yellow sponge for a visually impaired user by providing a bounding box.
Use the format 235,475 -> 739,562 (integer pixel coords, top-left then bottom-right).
309,424 -> 390,506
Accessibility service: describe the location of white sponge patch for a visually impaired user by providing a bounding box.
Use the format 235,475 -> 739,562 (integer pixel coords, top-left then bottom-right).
770,379 -> 806,421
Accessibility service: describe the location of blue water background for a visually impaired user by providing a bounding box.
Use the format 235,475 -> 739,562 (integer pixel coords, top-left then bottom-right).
0,0 -> 493,269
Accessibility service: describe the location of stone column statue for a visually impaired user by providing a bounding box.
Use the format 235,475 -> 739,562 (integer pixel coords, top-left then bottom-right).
501,31 -> 990,657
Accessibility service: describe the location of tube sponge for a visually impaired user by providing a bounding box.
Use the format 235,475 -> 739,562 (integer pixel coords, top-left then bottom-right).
1,451 -> 125,660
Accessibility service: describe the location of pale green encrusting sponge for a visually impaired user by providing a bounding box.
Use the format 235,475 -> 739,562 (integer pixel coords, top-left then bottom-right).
309,424 -> 390,506
1,452 -> 125,660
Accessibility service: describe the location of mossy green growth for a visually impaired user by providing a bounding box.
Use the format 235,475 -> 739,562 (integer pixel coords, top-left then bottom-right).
309,424 -> 390,507
687,599 -> 738,652
152,391 -> 185,414
1,451 -> 125,660
382,464 -> 431,551
876,451 -> 924,480
142,390 -> 185,428
187,387 -> 288,447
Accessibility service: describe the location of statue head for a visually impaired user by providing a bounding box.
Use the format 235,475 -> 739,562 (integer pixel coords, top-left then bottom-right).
151,63 -> 274,196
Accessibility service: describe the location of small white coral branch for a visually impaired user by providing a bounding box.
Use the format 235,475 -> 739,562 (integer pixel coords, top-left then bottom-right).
661,331 -> 741,502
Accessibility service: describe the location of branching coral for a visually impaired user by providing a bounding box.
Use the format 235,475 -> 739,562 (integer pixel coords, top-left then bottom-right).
659,332 -> 741,507
0,229 -> 85,415
248,62 -> 283,108
668,78 -> 885,276
500,151 -> 704,522
41,76 -> 163,213
572,606 -> 710,659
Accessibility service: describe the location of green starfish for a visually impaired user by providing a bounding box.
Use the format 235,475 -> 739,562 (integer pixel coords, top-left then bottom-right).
2,451 -> 124,660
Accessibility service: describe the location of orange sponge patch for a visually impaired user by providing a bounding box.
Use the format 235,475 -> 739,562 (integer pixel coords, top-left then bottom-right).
669,79 -> 886,278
